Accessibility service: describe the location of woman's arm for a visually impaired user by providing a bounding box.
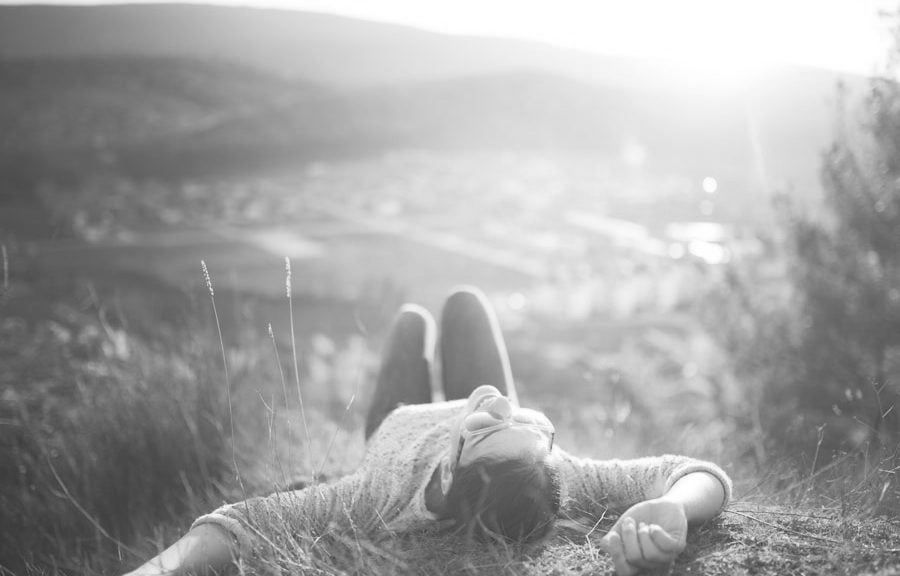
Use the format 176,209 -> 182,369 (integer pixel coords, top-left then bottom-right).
124,474 -> 366,576
555,452 -> 732,518
123,524 -> 236,576
554,451 -> 730,576
659,470 -> 726,522
601,471 -> 727,576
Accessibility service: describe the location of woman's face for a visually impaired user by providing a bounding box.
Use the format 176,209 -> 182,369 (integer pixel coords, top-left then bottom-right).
449,385 -> 555,469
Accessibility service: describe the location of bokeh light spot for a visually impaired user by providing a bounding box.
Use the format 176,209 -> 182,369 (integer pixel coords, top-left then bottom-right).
507,292 -> 527,311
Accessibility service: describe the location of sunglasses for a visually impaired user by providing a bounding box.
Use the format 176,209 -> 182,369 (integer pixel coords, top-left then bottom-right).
455,421 -> 555,467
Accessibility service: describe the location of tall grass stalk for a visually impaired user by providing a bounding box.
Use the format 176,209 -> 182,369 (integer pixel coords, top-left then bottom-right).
255,388 -> 281,489
286,257 -> 314,478
268,322 -> 290,486
201,260 -> 245,500
1,243 -> 8,303
43,445 -> 139,557
317,378 -> 359,480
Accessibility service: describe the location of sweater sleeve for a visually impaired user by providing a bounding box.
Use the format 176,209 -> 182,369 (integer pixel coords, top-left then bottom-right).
555,452 -> 732,520
191,473 -> 367,557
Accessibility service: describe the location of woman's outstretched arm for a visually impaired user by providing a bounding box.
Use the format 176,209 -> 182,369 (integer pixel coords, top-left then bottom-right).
124,524 -> 236,576
555,452 -> 730,576
601,471 -> 727,576
123,473 -> 367,576
658,469 -> 727,522
556,452 -> 732,517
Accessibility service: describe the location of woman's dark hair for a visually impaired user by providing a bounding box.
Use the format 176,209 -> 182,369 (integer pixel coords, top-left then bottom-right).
444,455 -> 561,543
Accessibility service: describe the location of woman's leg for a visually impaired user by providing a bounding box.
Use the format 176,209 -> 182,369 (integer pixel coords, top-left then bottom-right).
440,286 -> 518,404
365,304 -> 435,439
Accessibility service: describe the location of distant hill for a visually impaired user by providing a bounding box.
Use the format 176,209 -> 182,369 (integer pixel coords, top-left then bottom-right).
0,57 -> 846,196
0,57 -> 335,187
0,4 -> 649,88
0,57 -> 324,150
0,4 -> 867,195
352,69 -> 840,186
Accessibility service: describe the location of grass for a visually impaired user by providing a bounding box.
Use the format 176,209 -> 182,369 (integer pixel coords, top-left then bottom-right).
201,259 -> 246,503
2,249 -> 899,576
0,267 -> 233,573
200,489 -> 900,576
233,449 -> 900,576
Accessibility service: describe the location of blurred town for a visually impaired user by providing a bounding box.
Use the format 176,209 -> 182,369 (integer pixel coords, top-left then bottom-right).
36,149 -> 769,316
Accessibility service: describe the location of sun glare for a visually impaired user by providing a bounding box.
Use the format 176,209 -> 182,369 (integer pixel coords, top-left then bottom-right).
557,0 -> 887,81
283,0 -> 890,77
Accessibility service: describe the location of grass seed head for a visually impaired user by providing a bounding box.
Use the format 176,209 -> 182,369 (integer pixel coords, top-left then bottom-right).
201,260 -> 214,297
285,257 -> 292,298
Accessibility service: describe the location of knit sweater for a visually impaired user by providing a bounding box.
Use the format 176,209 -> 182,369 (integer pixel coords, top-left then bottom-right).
192,400 -> 732,553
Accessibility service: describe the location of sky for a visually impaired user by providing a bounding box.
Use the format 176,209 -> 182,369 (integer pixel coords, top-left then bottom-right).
2,0 -> 896,75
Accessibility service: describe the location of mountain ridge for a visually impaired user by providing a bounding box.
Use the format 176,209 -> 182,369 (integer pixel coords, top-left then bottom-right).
0,3 -> 651,88
0,4 -> 865,196
0,4 -> 864,89
0,54 -> 838,194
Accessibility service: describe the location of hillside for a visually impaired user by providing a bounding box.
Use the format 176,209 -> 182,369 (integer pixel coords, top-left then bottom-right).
353,68 -> 839,190
0,4 -> 645,88
0,57 -> 324,150
0,4 -> 864,195
0,57 -> 338,190
0,60 -> 840,199
0,4 -> 871,202
0,5 -> 866,190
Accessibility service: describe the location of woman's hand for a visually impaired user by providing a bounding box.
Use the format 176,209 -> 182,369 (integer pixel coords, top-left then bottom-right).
600,498 -> 687,575
123,524 -> 236,576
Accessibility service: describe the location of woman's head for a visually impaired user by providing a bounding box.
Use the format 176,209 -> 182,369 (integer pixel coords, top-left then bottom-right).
442,385 -> 561,542
444,453 -> 561,542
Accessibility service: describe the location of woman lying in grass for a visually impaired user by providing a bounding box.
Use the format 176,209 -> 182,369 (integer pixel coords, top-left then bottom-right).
126,287 -> 731,576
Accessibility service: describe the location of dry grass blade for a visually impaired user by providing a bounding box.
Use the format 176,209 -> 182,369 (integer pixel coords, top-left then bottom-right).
1,243 -> 8,304
286,257 -> 314,478
316,343 -> 365,481
317,391 -> 357,480
201,260 -> 246,501
727,508 -> 900,554
43,439 -> 140,557
726,509 -> 842,546
768,452 -> 853,498
728,508 -> 834,520
268,322 -> 291,486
